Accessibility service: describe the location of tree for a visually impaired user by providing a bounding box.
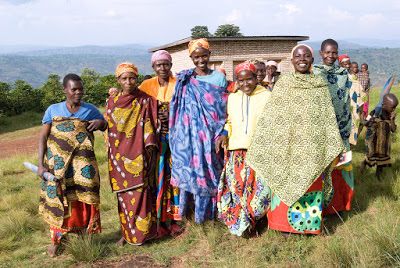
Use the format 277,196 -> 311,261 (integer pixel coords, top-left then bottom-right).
0,82 -> 11,116
191,26 -> 211,38
214,24 -> 243,37
40,74 -> 64,110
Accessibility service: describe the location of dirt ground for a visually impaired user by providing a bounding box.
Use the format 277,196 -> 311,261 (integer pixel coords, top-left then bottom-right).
0,130 -> 41,159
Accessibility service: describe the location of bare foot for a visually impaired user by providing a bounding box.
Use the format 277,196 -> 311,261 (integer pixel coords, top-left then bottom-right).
280,231 -> 290,239
116,237 -> 126,247
47,244 -> 59,258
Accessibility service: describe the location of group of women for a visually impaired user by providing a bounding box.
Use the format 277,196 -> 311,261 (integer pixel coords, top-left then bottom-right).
38,37 -> 357,256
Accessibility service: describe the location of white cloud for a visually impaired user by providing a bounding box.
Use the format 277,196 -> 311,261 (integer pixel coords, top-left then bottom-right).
327,6 -> 354,22
279,3 -> 301,16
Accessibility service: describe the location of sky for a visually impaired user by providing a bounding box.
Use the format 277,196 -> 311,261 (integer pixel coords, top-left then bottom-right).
0,0 -> 399,47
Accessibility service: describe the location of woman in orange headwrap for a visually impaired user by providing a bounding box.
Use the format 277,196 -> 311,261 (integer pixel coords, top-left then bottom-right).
105,62 -> 159,246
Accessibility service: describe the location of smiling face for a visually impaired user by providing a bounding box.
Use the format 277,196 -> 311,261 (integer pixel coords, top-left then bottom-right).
153,59 -> 172,80
291,46 -> 314,74
361,64 -> 368,72
190,47 -> 210,72
320,44 -> 338,66
340,59 -> 351,71
237,70 -> 257,95
63,79 -> 84,105
117,72 -> 138,94
254,63 -> 266,83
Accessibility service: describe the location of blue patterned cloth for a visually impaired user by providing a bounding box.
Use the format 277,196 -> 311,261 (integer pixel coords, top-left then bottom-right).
169,68 -> 228,223
313,65 -> 352,151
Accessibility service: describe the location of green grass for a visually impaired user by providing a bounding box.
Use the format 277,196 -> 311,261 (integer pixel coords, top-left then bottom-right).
0,87 -> 400,267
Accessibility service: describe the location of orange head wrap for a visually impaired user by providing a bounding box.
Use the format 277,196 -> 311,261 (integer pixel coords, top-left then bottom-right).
188,38 -> 210,55
115,62 -> 138,78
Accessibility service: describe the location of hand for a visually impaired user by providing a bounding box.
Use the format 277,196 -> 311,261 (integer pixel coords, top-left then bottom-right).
391,112 -> 396,120
87,119 -> 106,132
37,164 -> 49,179
215,135 -> 227,154
158,102 -> 169,123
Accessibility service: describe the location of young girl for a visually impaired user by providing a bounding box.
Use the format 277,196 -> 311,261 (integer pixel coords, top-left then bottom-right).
246,45 -> 344,235
216,62 -> 271,236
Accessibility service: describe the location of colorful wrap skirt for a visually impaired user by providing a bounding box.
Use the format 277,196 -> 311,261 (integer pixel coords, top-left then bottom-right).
324,162 -> 354,215
50,201 -> 101,244
117,182 -> 157,245
156,134 -> 181,222
268,174 -> 324,234
217,150 -> 270,236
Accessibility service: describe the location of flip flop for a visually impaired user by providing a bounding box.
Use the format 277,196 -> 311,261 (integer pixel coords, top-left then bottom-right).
155,226 -> 170,239
169,224 -> 184,238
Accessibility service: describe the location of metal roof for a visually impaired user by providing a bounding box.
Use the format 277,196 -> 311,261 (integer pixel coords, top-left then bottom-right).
148,36 -> 309,52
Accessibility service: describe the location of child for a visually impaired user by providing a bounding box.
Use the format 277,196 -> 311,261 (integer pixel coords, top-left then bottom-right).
350,62 -> 359,75
360,93 -> 398,180
357,63 -> 371,133
216,62 -> 271,236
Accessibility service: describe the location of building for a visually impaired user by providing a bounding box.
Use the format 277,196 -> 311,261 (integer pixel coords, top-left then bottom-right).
148,36 -> 309,81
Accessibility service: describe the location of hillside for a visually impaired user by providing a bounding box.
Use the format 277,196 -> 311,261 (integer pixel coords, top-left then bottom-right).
0,42 -> 399,88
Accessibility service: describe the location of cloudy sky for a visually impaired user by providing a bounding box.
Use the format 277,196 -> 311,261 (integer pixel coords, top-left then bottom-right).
0,0 -> 399,47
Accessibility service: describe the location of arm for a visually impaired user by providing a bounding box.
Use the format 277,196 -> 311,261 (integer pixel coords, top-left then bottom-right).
158,101 -> 170,135
38,124 -> 51,178
390,112 -> 397,132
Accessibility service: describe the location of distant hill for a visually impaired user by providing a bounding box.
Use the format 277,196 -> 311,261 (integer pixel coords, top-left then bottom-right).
0,40 -> 399,88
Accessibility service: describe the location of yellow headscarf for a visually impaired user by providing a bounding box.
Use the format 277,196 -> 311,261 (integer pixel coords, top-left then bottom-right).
188,38 -> 210,55
115,62 -> 138,78
290,44 -> 314,59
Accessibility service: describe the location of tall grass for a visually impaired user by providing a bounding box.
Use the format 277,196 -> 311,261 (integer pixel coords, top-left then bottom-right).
66,234 -> 107,262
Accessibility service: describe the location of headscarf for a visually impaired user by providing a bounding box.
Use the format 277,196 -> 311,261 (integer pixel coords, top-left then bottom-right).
266,60 -> 278,68
151,50 -> 172,65
235,62 -> 256,77
338,54 -> 350,65
246,71 -> 345,206
290,44 -> 314,59
188,38 -> 210,55
115,62 -> 138,78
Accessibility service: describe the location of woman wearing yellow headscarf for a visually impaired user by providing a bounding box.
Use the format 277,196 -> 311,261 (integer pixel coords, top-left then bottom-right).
105,62 -> 159,245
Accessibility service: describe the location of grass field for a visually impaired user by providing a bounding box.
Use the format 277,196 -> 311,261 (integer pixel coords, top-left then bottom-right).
0,86 -> 399,267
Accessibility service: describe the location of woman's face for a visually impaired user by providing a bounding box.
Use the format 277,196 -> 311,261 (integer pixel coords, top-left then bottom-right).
153,60 -> 172,80
117,72 -> 138,94
266,65 -> 277,77
237,70 -> 257,95
254,63 -> 266,83
63,80 -> 84,104
320,44 -> 338,66
190,48 -> 210,72
291,46 -> 314,74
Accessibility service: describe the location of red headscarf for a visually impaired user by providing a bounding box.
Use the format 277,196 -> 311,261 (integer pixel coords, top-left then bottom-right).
235,62 -> 256,77
338,54 -> 350,64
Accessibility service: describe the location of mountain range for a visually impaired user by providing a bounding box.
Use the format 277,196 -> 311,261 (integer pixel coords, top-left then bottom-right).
0,39 -> 399,88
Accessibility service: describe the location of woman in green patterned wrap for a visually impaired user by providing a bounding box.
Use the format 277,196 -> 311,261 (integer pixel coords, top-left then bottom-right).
38,74 -> 107,257
246,44 -> 344,234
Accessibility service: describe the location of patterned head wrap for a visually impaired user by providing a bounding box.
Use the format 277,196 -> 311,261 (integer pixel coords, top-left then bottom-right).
115,62 -> 138,78
337,54 -> 350,64
235,62 -> 256,77
151,50 -> 172,65
290,44 -> 314,59
188,38 -> 210,55
266,60 -> 278,67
